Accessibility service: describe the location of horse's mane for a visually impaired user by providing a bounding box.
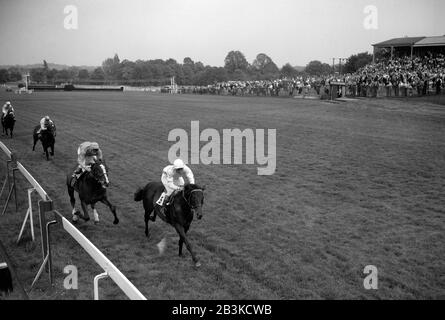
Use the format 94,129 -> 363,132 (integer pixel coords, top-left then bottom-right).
184,184 -> 202,192
183,184 -> 205,196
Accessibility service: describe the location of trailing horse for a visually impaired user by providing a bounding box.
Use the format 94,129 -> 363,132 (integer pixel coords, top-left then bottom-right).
66,160 -> 119,225
32,124 -> 56,160
134,182 -> 205,267
1,112 -> 15,138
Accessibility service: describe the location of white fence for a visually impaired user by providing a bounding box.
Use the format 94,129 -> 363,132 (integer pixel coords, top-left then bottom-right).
0,140 -> 146,300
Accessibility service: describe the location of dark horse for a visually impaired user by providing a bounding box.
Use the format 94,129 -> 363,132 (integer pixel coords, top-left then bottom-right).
32,124 -> 56,160
1,112 -> 15,138
66,160 -> 119,225
134,182 -> 205,267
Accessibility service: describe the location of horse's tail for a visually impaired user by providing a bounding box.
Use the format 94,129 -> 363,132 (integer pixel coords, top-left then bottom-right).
134,187 -> 145,202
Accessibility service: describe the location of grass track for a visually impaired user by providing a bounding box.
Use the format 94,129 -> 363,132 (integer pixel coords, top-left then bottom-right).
0,91 -> 444,299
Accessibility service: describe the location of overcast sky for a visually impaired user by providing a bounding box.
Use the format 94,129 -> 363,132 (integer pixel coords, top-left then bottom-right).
0,0 -> 444,67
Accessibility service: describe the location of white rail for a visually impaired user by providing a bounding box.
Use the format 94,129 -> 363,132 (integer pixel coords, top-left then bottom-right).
58,213 -> 146,300
0,140 -> 146,300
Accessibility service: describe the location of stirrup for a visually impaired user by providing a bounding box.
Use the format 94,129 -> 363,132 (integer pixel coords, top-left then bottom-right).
156,192 -> 166,206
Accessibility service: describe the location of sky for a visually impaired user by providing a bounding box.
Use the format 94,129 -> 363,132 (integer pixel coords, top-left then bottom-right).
0,0 -> 444,67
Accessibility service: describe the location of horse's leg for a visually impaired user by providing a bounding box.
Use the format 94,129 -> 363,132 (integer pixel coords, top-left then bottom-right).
32,134 -> 37,151
145,202 -> 154,238
50,143 -> 54,156
80,201 -> 90,222
100,197 -> 119,225
178,238 -> 184,257
178,223 -> 190,257
91,203 -> 99,224
174,223 -> 200,267
68,185 -> 80,223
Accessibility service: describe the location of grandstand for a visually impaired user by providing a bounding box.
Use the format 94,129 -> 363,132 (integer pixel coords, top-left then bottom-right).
373,35 -> 445,61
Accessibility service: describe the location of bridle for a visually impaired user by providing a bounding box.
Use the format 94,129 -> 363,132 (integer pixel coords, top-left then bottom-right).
182,188 -> 204,210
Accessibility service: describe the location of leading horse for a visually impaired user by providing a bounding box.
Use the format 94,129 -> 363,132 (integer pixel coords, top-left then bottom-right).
32,124 -> 56,160
1,112 -> 15,138
134,182 -> 205,267
66,160 -> 119,225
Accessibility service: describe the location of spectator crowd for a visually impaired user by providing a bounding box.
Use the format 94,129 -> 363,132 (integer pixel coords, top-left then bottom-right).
175,53 -> 445,98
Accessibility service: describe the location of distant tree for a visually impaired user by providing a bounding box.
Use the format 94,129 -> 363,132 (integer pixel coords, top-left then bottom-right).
102,54 -> 122,79
224,50 -> 249,74
0,69 -> 8,83
7,67 -> 22,82
42,60 -> 49,83
166,58 -> 177,66
120,60 -> 136,80
78,69 -> 90,80
194,61 -> 205,72
47,68 -> 58,83
183,63 -> 195,85
183,57 -> 194,66
30,68 -> 45,83
280,63 -> 298,78
90,67 -> 105,80
231,68 -> 248,81
194,66 -> 228,85
343,52 -> 373,73
252,53 -> 279,76
55,69 -> 71,82
304,60 -> 332,76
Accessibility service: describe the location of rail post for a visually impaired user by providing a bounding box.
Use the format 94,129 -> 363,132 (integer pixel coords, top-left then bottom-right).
17,188 -> 36,243
93,271 -> 109,300
1,152 -> 18,215
30,216 -> 57,290
38,200 -> 53,272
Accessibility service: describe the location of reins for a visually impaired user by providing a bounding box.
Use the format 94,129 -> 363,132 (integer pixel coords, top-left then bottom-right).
182,188 -> 204,209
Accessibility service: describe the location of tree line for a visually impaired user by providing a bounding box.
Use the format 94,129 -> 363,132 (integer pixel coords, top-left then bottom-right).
0,51 -> 373,86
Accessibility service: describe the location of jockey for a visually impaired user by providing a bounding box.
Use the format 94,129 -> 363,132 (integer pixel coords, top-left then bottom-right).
1,101 -> 14,120
36,116 -> 54,134
71,142 -> 103,186
156,158 -> 195,215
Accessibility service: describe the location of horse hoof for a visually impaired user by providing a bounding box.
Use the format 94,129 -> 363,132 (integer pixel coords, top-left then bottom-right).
82,216 -> 90,222
195,262 -> 201,268
94,221 -> 99,225
113,219 -> 119,225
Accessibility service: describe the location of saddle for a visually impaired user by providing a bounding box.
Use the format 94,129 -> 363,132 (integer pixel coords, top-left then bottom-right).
152,189 -> 181,222
70,169 -> 86,189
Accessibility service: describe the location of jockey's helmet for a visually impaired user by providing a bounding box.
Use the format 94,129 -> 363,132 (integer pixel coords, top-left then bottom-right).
6,101 -> 11,106
173,159 -> 185,170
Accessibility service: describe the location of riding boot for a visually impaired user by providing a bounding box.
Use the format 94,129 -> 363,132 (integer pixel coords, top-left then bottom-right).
156,194 -> 170,220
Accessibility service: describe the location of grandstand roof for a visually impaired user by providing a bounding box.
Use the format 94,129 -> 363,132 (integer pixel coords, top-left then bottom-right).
413,36 -> 445,47
373,36 -> 426,48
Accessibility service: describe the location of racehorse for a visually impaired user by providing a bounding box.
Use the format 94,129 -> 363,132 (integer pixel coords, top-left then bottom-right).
66,160 -> 119,225
134,182 -> 205,267
1,112 -> 15,138
32,124 -> 56,160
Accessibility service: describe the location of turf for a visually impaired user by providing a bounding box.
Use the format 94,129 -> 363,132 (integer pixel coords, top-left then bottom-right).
0,91 -> 444,300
